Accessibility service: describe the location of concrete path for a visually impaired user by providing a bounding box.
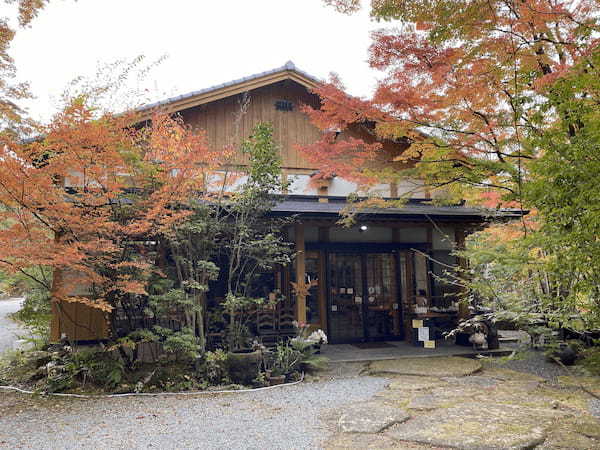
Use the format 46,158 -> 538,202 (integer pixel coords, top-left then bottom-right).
0,298 -> 25,354
321,340 -> 511,363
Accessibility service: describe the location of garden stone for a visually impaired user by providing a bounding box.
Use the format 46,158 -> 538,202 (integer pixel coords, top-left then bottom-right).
369,356 -> 481,377
386,402 -> 565,449
337,401 -> 409,433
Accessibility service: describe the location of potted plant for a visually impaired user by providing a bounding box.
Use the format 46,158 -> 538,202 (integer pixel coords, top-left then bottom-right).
222,294 -> 264,384
272,342 -> 302,382
261,346 -> 288,385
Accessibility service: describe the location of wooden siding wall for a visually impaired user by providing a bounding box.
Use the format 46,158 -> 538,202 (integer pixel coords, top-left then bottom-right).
52,301 -> 110,341
180,80 -> 323,171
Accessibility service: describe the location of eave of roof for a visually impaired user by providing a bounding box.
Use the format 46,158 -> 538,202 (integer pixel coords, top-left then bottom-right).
269,196 -> 523,222
136,61 -> 321,120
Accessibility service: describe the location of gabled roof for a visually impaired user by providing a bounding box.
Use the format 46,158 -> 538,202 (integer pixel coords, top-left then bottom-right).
136,61 -> 321,120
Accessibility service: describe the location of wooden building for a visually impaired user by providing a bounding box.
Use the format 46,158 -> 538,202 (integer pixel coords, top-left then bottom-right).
52,61 -> 517,345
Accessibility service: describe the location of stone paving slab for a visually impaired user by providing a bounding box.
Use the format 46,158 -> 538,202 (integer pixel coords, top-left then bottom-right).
386,402 -> 568,449
337,401 -> 410,433
387,376 -> 447,392
539,429 -> 600,449
370,356 -> 482,377
440,375 -> 500,388
408,384 -> 486,410
324,432 -> 445,449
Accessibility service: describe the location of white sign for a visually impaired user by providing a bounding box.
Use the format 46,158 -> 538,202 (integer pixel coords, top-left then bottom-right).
418,327 -> 429,341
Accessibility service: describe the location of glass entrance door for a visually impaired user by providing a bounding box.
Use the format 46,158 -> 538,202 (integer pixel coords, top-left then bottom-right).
365,253 -> 401,339
327,252 -> 403,343
328,253 -> 364,342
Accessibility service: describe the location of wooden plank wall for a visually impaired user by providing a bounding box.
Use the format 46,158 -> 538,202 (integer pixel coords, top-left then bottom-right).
54,301 -> 110,341
180,80 -> 323,171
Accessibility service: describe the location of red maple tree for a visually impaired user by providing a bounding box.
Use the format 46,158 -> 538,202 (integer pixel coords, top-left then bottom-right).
0,98 -> 233,322
306,0 -> 599,208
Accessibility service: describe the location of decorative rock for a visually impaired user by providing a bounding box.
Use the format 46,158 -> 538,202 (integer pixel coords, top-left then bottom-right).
337,401 -> 409,433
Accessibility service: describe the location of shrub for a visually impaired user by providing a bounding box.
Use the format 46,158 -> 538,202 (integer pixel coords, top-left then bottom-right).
152,326 -> 200,361
289,338 -> 328,371
580,345 -> 600,376
201,349 -> 230,384
46,349 -> 125,393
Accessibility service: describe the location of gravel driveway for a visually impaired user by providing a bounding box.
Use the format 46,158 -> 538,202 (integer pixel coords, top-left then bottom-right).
0,298 -> 24,354
0,376 -> 388,449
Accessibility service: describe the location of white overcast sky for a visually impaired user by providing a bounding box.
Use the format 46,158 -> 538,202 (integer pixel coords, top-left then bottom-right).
7,0 -> 385,123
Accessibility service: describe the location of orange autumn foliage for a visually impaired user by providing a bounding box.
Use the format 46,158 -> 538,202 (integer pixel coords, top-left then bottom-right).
313,0 -> 600,208
0,99 -> 232,312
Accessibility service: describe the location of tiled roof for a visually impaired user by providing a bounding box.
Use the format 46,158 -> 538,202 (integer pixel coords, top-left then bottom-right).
137,61 -> 320,112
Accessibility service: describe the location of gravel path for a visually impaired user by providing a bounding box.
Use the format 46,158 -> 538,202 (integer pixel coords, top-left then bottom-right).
493,349 -> 567,382
0,376 -> 388,449
0,298 -> 25,355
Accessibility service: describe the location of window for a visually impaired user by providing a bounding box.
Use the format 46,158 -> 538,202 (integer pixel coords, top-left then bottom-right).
275,100 -> 294,111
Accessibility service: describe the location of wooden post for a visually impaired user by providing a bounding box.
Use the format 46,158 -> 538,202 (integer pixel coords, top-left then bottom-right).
295,222 -> 307,324
317,185 -> 329,203
455,228 -> 470,320
50,296 -> 61,342
50,232 -> 63,342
